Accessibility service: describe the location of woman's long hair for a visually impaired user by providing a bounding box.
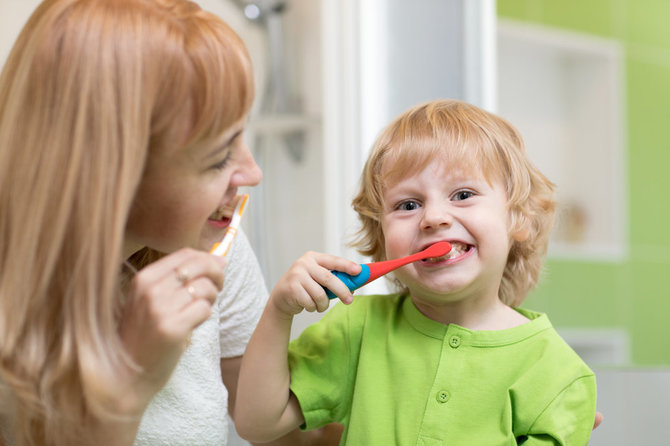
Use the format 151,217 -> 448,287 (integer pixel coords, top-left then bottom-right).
0,0 -> 253,444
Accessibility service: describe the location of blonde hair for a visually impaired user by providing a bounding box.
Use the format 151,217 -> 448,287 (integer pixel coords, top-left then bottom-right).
351,99 -> 556,307
0,0 -> 253,444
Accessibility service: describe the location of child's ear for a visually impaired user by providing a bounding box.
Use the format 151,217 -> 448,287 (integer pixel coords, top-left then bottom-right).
510,214 -> 531,242
512,226 -> 530,242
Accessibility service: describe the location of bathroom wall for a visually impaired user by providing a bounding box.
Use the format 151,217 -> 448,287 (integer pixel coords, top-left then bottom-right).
498,0 -> 670,366
588,366 -> 670,445
0,2 -> 42,62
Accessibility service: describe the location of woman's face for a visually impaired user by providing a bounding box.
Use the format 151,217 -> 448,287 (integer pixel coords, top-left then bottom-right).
124,115 -> 262,257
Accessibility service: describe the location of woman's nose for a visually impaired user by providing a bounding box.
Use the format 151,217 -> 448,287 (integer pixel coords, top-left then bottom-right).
232,143 -> 263,187
421,205 -> 453,230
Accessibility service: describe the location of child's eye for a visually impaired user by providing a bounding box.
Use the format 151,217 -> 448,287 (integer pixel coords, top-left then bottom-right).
396,200 -> 421,211
452,190 -> 474,201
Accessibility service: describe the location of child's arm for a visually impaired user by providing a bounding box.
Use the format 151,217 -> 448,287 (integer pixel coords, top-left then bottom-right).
234,251 -> 361,443
520,375 -> 597,445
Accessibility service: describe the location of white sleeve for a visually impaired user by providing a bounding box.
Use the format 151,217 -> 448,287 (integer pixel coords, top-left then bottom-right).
217,229 -> 268,358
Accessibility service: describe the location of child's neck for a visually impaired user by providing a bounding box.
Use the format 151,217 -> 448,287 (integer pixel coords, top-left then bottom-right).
411,295 -> 529,331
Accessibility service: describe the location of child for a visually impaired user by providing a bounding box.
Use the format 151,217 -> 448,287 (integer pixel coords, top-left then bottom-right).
235,99 -> 597,445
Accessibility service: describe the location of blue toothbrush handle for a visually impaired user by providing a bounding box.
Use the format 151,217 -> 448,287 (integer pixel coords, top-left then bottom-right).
325,264 -> 371,299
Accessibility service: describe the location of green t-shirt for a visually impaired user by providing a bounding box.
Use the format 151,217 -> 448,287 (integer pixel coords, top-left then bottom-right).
288,294 -> 596,445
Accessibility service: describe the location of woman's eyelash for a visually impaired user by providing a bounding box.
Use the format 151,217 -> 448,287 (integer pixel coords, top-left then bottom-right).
211,132 -> 243,170
211,152 -> 231,170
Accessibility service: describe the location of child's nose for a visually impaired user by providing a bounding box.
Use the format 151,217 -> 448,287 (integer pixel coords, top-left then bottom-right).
421,206 -> 453,230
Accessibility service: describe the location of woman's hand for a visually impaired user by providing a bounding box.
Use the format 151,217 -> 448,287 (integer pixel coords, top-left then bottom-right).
117,248 -> 227,415
269,251 -> 361,317
593,411 -> 603,430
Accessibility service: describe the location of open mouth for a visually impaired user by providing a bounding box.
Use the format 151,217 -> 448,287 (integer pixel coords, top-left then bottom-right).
208,207 -> 232,222
422,241 -> 473,263
208,202 -> 236,223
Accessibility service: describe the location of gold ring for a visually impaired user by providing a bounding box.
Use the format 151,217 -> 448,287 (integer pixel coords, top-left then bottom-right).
175,267 -> 190,284
186,285 -> 196,300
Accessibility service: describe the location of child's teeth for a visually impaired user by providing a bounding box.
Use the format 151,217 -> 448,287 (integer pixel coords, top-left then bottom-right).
425,243 -> 468,262
448,243 -> 464,257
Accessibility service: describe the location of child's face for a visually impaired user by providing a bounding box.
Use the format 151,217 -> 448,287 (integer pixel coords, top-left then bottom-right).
381,159 -> 515,307
124,116 -> 262,257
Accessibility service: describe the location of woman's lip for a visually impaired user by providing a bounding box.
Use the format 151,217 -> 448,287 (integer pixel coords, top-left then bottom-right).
207,216 -> 231,229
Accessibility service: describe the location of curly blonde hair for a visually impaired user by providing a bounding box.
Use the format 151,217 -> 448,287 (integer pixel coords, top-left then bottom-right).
351,99 -> 556,307
0,1 -> 253,444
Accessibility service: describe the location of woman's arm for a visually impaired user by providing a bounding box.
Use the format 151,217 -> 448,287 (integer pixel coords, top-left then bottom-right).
75,417 -> 142,446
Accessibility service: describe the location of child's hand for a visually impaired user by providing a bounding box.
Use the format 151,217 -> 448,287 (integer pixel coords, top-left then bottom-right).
270,251 -> 362,316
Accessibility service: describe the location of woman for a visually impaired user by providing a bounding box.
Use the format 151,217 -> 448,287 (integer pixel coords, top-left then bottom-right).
0,1 -> 340,444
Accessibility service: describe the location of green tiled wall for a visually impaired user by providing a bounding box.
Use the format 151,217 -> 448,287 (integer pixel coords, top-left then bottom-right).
499,0 -> 670,365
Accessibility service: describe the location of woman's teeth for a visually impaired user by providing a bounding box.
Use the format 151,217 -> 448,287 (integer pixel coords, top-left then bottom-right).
209,205 -> 233,222
424,242 -> 470,263
210,195 -> 243,222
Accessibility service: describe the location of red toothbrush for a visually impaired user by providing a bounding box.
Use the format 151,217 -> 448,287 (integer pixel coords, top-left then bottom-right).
325,241 -> 452,299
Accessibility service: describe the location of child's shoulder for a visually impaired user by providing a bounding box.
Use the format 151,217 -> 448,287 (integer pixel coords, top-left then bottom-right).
516,308 -> 594,375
